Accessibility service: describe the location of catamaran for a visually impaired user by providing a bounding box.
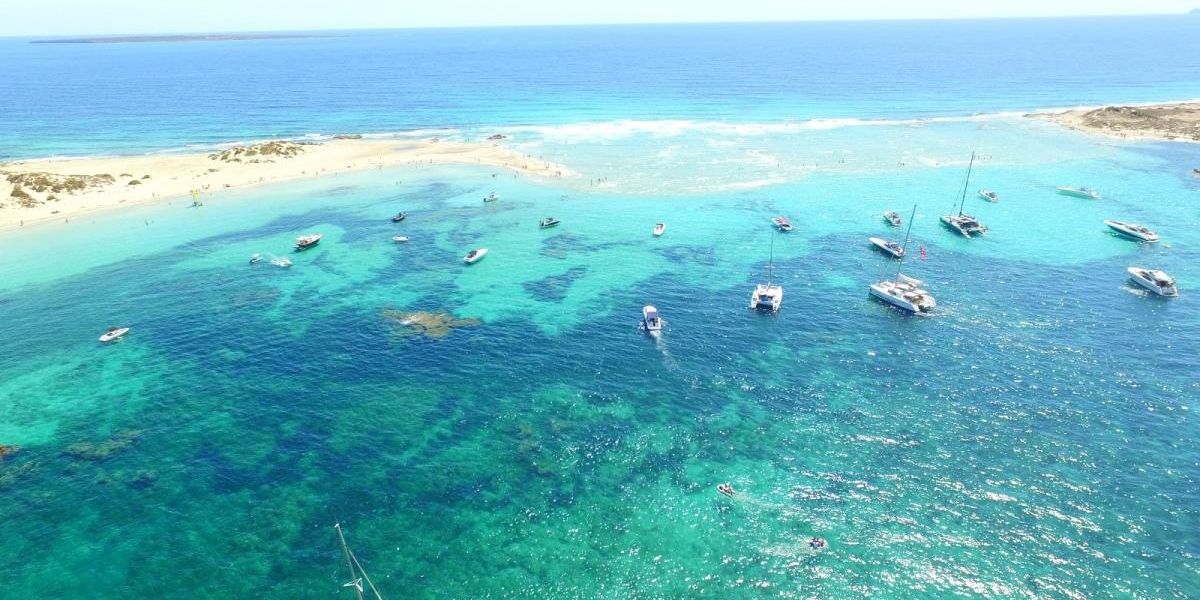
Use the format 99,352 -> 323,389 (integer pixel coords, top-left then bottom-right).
750,233 -> 783,312
941,152 -> 988,238
871,205 -> 936,314
1104,220 -> 1158,242
334,523 -> 383,600
1057,186 -> 1099,199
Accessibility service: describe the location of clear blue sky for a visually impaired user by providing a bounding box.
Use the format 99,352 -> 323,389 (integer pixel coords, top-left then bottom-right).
4,0 -> 1197,37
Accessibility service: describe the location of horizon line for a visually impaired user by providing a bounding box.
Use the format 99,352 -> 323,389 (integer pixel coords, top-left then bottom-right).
4,11 -> 1194,40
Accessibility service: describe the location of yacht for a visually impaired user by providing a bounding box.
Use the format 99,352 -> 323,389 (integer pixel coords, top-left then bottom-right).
883,211 -> 903,227
483,192 -> 499,203
99,326 -> 130,343
295,233 -> 322,250
870,205 -> 936,314
1127,267 -> 1178,297
464,248 -> 489,264
869,237 -> 905,259
642,305 -> 662,332
942,152 -> 988,238
1057,186 -> 1100,199
978,189 -> 999,202
1104,220 -> 1158,242
392,235 -> 410,243
539,217 -> 560,229
653,222 -> 666,236
750,234 -> 783,312
391,212 -> 407,223
771,216 -> 793,232
249,253 -> 263,264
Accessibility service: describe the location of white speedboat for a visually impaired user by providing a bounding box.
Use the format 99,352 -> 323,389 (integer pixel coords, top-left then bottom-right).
1104,220 -> 1158,242
1127,267 -> 1178,296
392,235 -> 410,243
483,192 -> 499,203
883,211 -> 903,227
771,216 -> 793,232
942,152 -> 988,238
1057,186 -> 1099,199
653,222 -> 666,236
271,257 -> 292,268
869,237 -> 905,258
978,189 -> 999,202
249,253 -> 263,264
642,305 -> 662,332
464,248 -> 488,264
869,276 -> 937,313
295,233 -> 322,250
99,327 -> 130,343
539,217 -> 560,229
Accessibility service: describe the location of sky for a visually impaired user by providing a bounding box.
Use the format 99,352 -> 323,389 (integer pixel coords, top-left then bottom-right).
3,0 -> 1197,37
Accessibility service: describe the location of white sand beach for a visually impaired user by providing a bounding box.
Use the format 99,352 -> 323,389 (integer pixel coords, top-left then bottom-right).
1032,101 -> 1200,143
0,138 -> 574,231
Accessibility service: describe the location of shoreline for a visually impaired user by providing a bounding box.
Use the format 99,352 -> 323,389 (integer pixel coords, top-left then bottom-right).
1029,101 -> 1200,143
0,138 -> 574,232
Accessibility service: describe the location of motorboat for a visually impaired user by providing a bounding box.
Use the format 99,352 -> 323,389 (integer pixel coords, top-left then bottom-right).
391,212 -> 407,223
771,216 -> 793,232
870,205 -> 936,314
539,217 -> 560,229
99,326 -> 130,343
295,233 -> 322,250
464,248 -> 489,264
869,275 -> 937,313
717,483 -> 735,498
249,253 -> 263,264
941,213 -> 988,238
642,305 -> 662,332
483,192 -> 499,203
1057,186 -> 1099,199
883,211 -> 903,227
653,222 -> 666,236
392,236 -> 410,243
869,237 -> 905,259
1127,267 -> 1178,297
978,189 -> 999,202
1104,220 -> 1158,242
942,152 -> 988,238
271,257 -> 292,268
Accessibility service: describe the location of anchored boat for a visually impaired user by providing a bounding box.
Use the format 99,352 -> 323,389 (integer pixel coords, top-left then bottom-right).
1127,267 -> 1178,297
871,205 -> 937,314
941,152 -> 988,238
1104,220 -> 1158,242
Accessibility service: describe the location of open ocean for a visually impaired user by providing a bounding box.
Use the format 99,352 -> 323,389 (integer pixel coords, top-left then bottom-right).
1,16 -> 1200,598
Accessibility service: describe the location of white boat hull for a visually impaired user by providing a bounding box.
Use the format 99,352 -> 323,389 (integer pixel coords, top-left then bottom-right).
750,284 -> 783,312
869,280 -> 936,313
1057,187 -> 1099,199
1127,267 -> 1178,296
99,327 -> 130,343
642,305 -> 662,331
1104,220 -> 1158,242
464,248 -> 489,264
653,224 -> 666,236
869,237 -> 904,258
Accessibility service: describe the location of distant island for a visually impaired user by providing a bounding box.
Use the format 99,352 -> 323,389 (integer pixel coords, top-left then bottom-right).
32,33 -> 331,44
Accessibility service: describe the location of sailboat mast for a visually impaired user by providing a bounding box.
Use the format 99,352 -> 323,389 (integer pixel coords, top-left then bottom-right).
895,204 -> 917,279
767,231 -> 775,286
335,523 -> 365,600
957,151 -> 976,216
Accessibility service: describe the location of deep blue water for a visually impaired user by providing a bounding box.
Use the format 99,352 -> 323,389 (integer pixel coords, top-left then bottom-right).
2,16 -> 1200,157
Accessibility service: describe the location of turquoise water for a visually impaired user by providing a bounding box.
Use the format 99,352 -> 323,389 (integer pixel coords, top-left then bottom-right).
3,18 -> 1200,599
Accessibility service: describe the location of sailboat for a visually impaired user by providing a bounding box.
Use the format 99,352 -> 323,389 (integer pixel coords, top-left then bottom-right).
334,523 -> 384,600
749,233 -> 783,312
941,152 -> 988,238
870,205 -> 936,314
